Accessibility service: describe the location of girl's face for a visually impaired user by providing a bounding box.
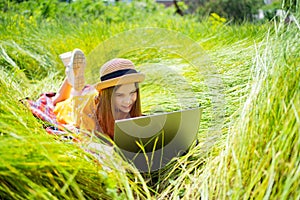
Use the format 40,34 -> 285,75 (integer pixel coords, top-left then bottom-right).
113,83 -> 137,114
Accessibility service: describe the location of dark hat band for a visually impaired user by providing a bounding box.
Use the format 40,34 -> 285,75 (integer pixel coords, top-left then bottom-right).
100,69 -> 138,82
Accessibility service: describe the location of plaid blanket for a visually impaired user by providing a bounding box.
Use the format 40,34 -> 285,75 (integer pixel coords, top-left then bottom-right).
24,92 -> 114,168
25,92 -> 80,142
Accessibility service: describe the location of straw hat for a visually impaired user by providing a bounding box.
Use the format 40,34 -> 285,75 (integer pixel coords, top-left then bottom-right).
94,58 -> 145,91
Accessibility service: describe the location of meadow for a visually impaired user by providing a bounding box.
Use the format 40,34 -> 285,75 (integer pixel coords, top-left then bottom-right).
0,0 -> 299,199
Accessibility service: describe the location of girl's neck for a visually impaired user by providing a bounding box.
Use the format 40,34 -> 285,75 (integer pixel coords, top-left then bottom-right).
114,111 -> 130,120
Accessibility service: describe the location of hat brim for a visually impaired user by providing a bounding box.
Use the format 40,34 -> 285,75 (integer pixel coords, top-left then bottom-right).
94,73 -> 145,91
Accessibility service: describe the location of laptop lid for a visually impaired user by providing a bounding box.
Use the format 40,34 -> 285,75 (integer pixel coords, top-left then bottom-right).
114,107 -> 202,172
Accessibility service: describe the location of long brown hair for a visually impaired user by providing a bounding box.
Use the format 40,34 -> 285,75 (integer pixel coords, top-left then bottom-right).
95,83 -> 142,139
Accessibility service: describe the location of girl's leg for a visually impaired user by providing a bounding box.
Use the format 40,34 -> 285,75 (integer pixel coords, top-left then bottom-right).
52,77 -> 72,106
52,48 -> 86,106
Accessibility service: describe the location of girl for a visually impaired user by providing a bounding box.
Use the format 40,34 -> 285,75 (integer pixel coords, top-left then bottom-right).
46,49 -> 145,140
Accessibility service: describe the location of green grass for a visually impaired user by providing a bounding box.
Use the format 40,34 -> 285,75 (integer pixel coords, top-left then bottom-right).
0,0 -> 299,199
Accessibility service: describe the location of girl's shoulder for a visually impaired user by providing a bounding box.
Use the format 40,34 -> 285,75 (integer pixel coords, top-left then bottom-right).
81,85 -> 98,96
68,85 -> 98,110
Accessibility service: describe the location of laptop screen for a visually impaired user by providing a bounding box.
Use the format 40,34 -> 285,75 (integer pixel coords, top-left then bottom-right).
114,107 -> 202,172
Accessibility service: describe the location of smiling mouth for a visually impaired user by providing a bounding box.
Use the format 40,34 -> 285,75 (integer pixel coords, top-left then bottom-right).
122,105 -> 132,110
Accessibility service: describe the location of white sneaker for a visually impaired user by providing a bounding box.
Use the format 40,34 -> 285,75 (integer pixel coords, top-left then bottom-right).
65,49 -> 86,91
59,51 -> 72,67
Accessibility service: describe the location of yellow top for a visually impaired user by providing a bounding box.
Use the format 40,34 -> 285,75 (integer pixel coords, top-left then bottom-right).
53,87 -> 101,132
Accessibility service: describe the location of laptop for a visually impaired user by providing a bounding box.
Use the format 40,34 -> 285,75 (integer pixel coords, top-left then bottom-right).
114,107 -> 202,172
